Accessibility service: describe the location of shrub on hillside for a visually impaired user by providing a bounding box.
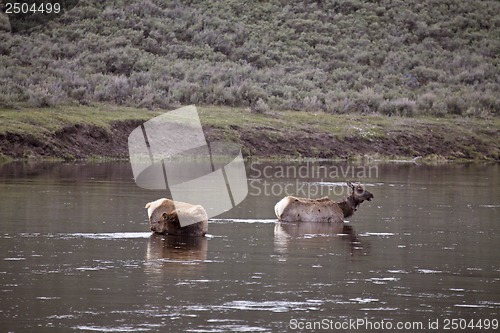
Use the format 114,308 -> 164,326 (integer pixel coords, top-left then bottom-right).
303,95 -> 323,112
27,86 -> 55,107
380,98 -> 417,117
356,87 -> 383,113
445,95 -> 467,116
94,75 -> 131,105
416,92 -> 437,114
0,0 -> 498,117
251,98 -> 270,114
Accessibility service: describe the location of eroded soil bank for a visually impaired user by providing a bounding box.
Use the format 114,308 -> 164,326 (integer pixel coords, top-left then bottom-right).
0,106 -> 498,161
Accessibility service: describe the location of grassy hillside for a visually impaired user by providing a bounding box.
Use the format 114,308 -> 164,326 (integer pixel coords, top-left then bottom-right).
1,0 -> 499,117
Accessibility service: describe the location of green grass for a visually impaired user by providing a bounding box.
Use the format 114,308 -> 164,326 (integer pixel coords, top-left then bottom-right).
3,103 -> 498,140
198,106 -> 389,139
199,105 -> 500,139
0,104 -> 162,137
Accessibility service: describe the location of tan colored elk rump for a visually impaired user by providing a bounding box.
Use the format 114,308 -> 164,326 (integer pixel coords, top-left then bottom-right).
145,198 -> 208,236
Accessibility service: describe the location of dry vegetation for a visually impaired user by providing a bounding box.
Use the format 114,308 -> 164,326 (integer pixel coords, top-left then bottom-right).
1,0 -> 499,117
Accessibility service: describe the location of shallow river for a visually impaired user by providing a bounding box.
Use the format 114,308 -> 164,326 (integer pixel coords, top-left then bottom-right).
0,161 -> 498,332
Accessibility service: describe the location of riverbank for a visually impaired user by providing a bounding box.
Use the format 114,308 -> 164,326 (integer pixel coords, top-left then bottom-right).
0,105 -> 498,161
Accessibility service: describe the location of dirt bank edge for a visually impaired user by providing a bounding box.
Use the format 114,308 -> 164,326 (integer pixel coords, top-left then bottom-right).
0,107 -> 498,161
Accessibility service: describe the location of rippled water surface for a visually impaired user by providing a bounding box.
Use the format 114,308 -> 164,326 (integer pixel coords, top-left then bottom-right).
0,161 -> 498,332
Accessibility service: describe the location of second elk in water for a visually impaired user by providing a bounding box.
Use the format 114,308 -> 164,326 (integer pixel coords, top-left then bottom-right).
274,181 -> 374,223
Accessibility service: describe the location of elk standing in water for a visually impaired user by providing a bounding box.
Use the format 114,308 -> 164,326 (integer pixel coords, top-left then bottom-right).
274,181 -> 374,223
145,198 -> 208,236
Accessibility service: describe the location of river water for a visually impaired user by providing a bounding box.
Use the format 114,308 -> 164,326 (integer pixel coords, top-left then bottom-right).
0,161 -> 498,332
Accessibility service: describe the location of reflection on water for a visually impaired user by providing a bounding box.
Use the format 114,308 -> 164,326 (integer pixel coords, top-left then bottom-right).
0,161 -> 499,332
147,233 -> 209,261
274,221 -> 365,255
145,234 -> 209,276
